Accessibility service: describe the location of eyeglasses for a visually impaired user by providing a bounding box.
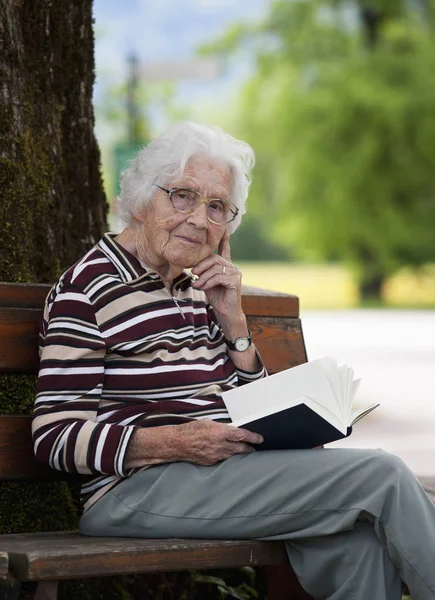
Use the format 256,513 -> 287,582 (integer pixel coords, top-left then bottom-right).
155,185 -> 239,225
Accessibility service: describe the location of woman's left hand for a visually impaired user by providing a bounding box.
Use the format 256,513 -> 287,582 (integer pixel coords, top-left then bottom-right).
191,231 -> 243,325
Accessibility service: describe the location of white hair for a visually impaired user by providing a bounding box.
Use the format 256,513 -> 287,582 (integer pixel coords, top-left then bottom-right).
117,121 -> 255,234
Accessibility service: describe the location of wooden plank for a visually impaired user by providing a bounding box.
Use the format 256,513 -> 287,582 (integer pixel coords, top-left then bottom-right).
0,283 -> 299,318
0,307 -> 41,373
0,311 -> 306,375
0,416 -> 59,480
0,283 -> 51,309
241,286 -> 299,318
3,532 -> 288,581
0,551 -> 8,579
249,316 -> 307,374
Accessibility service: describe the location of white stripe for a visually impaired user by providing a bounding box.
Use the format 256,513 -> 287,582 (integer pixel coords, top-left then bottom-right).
54,292 -> 92,304
47,321 -> 100,336
71,248 -> 98,283
72,258 -> 111,281
117,428 -> 135,475
34,426 -> 55,453
104,305 -> 207,339
195,412 -> 229,420
96,410 -> 119,421
39,366 -> 104,377
100,242 -> 132,280
118,413 -> 145,426
111,326 -> 209,351
105,358 -> 225,376
86,276 -> 117,298
104,307 -> 181,337
172,398 -> 215,405
35,394 -> 79,404
94,424 -> 110,472
52,422 -> 76,470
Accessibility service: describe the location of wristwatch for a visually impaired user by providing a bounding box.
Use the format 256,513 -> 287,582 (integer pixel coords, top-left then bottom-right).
224,329 -> 252,352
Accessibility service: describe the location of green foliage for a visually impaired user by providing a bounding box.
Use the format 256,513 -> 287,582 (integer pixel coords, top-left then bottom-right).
231,213 -> 289,261
205,0 -> 435,298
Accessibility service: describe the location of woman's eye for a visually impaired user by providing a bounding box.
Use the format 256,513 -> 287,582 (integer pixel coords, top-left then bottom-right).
209,201 -> 224,212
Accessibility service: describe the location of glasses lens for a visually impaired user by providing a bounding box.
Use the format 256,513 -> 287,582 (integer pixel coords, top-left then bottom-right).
171,188 -> 200,212
171,188 -> 237,224
207,199 -> 229,224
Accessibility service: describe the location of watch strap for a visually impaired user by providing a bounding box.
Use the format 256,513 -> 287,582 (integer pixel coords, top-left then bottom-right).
224,328 -> 252,351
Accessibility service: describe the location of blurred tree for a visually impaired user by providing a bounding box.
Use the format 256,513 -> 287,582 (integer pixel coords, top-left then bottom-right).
203,0 -> 435,300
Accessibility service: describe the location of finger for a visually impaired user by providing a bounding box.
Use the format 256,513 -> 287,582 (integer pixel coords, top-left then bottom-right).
194,273 -> 230,291
193,265 -> 230,289
228,442 -> 255,456
192,255 -> 224,276
218,230 -> 231,262
227,427 -> 264,445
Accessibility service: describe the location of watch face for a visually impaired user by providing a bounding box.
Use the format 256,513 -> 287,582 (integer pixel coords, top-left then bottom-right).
235,337 -> 250,352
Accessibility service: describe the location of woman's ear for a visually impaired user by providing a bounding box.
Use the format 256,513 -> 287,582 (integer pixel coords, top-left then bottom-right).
131,203 -> 147,224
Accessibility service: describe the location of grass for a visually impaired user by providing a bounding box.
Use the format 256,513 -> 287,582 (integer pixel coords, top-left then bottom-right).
238,262 -> 435,309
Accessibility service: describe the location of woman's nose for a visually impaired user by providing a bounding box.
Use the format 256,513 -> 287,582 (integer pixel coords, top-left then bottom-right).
186,202 -> 209,228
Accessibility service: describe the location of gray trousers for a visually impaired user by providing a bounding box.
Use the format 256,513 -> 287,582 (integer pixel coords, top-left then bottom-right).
80,448 -> 435,600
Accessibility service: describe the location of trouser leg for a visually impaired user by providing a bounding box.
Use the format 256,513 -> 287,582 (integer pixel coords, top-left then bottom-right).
286,521 -> 402,600
80,448 -> 435,599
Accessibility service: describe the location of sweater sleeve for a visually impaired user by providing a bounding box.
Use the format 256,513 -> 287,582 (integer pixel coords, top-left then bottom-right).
32,286 -> 138,476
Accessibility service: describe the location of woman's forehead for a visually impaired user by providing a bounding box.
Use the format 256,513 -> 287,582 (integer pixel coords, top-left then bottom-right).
174,155 -> 232,193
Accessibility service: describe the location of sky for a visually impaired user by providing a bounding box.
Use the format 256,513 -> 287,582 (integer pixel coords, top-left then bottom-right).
92,0 -> 270,146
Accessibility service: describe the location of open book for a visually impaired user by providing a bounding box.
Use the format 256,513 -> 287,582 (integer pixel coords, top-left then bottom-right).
221,357 -> 379,450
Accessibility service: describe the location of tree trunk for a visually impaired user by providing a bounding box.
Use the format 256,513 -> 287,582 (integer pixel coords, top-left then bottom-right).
357,247 -> 385,302
0,0 -> 107,284
0,2 -> 106,598
359,271 -> 384,303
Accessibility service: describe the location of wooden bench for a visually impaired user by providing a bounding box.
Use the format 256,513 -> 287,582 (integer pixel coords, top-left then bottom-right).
0,281 -> 312,600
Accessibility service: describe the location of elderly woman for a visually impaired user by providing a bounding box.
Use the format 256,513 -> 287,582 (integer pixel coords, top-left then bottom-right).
33,122 -> 435,600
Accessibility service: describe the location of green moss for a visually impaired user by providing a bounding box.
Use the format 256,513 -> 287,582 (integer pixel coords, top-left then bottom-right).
0,374 -> 37,415
0,481 -> 79,535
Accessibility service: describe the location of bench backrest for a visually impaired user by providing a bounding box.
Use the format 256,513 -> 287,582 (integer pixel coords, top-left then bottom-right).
0,282 -> 307,481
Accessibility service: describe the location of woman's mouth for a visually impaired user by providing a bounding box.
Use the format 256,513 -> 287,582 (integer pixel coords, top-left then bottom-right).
176,236 -> 202,246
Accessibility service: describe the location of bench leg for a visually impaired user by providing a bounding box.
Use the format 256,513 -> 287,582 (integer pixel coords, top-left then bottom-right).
266,565 -> 313,600
34,581 -> 58,600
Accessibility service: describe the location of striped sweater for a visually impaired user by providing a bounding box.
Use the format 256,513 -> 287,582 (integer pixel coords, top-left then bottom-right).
32,233 -> 266,510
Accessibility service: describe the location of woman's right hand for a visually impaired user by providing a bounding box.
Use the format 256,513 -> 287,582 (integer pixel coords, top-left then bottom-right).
172,419 -> 264,465
125,419 -> 264,469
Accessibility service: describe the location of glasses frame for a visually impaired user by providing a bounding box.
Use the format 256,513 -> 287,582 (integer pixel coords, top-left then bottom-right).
155,184 -> 239,225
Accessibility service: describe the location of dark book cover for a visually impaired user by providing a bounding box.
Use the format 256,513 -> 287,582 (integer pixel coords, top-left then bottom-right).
241,403 -> 352,450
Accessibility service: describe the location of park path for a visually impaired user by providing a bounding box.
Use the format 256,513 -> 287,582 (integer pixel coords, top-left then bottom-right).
301,309 -> 435,477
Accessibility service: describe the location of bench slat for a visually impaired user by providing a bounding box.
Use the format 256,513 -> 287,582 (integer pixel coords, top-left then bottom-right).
0,311 -> 306,375
0,416 -> 63,480
0,282 -> 51,309
4,532 -> 288,581
0,282 -> 300,317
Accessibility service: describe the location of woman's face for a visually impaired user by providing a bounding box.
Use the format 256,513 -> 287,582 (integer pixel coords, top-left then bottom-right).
135,155 -> 231,271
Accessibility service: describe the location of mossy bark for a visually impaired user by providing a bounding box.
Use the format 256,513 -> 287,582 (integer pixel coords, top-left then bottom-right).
0,1 -> 106,597
0,0 -> 107,283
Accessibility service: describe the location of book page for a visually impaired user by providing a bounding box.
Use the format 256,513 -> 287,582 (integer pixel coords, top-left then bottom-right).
222,358 -> 340,424
350,403 -> 380,426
